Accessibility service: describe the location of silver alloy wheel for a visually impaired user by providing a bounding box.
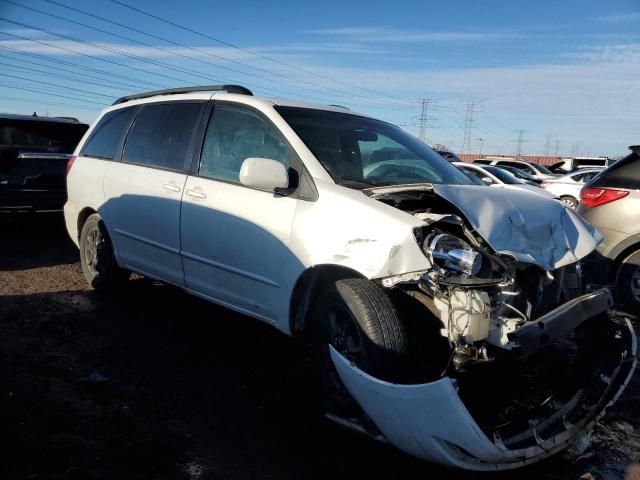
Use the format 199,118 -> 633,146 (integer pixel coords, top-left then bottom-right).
83,225 -> 102,276
561,196 -> 578,209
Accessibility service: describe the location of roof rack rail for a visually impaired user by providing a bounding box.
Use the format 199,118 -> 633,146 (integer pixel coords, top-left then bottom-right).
112,85 -> 253,105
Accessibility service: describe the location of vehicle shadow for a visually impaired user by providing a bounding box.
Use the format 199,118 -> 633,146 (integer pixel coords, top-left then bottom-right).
0,284 -> 594,480
0,212 -> 78,271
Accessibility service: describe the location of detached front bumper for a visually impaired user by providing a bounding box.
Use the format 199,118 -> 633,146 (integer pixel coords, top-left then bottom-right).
330,295 -> 637,470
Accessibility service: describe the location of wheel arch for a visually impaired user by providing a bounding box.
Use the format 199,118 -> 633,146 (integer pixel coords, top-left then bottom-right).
77,207 -> 98,241
609,236 -> 640,282
288,264 -> 367,336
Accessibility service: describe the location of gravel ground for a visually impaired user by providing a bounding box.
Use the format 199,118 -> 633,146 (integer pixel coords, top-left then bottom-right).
1,213 -> 638,480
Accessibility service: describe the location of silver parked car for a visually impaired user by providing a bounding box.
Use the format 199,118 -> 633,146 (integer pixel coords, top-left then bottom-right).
541,168 -> 603,208
578,146 -> 640,310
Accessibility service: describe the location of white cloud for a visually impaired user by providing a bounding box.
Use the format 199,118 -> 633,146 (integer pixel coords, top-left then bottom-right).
308,27 -> 518,43
598,12 -> 640,23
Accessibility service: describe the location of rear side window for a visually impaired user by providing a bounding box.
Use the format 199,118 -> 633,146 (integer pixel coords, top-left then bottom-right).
123,102 -> 203,171
1,120 -> 87,150
82,107 -> 136,159
589,152 -> 640,189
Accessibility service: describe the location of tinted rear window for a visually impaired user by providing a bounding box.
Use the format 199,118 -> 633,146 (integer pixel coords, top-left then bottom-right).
82,107 -> 136,159
122,102 -> 203,171
589,152 -> 640,189
0,119 -> 87,150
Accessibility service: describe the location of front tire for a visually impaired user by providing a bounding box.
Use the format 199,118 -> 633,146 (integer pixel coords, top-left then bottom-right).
314,278 -> 409,415
616,250 -> 640,311
79,213 -> 129,289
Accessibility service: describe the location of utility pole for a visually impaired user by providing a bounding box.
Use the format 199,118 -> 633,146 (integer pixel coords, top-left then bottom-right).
460,101 -> 475,153
418,99 -> 430,143
515,130 -> 527,158
544,134 -> 552,156
553,140 -> 561,156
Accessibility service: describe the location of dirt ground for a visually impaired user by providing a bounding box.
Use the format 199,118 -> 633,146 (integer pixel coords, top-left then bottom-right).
1,213 -> 638,480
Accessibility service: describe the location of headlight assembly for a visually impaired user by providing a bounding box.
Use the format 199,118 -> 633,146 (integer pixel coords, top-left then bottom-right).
426,233 -> 482,276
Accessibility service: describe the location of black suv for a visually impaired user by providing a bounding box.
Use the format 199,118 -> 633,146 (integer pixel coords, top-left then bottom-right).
0,114 -> 88,212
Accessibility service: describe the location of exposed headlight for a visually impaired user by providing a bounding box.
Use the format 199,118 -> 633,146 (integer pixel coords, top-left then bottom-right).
427,234 -> 482,276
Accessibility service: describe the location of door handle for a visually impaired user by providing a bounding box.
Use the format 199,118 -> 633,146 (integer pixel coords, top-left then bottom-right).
163,183 -> 181,193
186,188 -> 207,199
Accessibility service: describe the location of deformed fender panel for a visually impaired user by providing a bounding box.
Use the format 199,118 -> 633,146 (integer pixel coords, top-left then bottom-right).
290,180 -> 429,279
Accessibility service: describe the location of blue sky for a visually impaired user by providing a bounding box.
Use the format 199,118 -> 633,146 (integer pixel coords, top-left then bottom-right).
0,0 -> 639,157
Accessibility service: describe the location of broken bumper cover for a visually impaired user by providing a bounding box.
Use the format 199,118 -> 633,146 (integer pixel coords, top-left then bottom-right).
508,288 -> 613,356
330,313 -> 637,470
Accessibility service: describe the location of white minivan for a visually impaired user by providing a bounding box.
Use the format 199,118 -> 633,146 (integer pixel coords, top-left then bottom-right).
65,85 -> 636,471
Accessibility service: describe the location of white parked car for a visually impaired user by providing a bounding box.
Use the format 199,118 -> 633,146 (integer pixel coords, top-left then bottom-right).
474,158 -> 557,181
540,168 -> 603,208
453,162 -> 558,199
65,85 -> 636,471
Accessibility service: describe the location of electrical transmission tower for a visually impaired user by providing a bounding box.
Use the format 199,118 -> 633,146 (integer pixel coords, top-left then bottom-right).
460,102 -> 475,152
515,130 -> 527,158
544,134 -> 552,156
418,99 -> 430,143
553,140 -> 561,156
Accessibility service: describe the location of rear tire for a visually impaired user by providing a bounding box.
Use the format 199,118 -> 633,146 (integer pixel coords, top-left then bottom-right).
79,213 -> 129,289
616,250 -> 640,311
313,278 -> 409,415
560,195 -> 579,209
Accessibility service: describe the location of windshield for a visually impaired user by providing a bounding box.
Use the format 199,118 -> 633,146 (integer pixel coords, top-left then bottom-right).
503,166 -> 535,181
483,166 -> 522,184
530,163 -> 554,174
276,106 -> 472,188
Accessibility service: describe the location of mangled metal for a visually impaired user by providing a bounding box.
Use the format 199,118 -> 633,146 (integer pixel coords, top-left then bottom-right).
321,184 -> 638,470
330,313 -> 637,470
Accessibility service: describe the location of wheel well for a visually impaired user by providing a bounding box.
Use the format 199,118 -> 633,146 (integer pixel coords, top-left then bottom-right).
289,265 -> 365,336
77,207 -> 97,241
610,241 -> 640,282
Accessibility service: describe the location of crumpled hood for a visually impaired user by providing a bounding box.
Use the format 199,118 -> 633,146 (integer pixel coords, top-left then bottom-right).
431,184 -> 601,270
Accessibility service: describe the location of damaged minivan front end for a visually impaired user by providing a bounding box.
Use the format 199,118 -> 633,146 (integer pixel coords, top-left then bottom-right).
329,184 -> 637,470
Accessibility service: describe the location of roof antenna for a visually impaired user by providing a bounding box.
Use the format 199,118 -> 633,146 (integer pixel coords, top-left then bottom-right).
32,112 -> 38,117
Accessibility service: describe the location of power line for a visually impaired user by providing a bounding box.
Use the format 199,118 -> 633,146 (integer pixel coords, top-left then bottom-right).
0,59 -> 132,93
0,82 -> 107,105
0,49 -> 145,90
0,73 -> 116,99
0,30 -> 170,90
107,0 -> 413,103
0,18 -> 229,87
0,94 -> 99,110
0,45 -> 164,90
0,21 -> 413,113
37,0 -> 410,108
6,1 -> 304,100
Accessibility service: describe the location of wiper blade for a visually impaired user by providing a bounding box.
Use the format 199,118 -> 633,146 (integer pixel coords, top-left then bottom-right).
339,176 -> 383,187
